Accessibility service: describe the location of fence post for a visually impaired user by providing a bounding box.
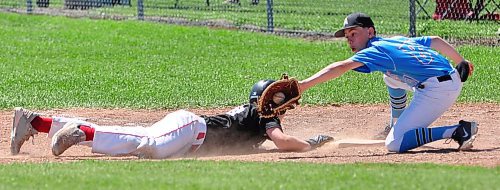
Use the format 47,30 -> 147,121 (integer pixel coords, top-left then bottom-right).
27,0 -> 32,14
409,0 -> 416,37
266,0 -> 274,32
137,0 -> 144,20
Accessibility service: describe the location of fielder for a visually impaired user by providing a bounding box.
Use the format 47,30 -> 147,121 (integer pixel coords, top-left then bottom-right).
299,12 -> 478,153
10,80 -> 333,158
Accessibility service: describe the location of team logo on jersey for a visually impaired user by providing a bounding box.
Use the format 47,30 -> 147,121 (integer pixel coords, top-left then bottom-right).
399,39 -> 434,65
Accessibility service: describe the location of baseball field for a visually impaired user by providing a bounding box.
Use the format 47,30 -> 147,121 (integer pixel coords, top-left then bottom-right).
0,12 -> 499,189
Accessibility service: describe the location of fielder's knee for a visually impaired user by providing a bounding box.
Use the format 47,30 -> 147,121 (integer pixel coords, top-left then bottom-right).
385,138 -> 403,153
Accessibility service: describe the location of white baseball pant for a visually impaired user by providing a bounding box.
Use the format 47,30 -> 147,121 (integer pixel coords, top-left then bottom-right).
383,71 -> 462,152
48,110 -> 206,159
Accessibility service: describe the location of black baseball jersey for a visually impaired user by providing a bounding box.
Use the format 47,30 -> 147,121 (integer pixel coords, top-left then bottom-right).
197,103 -> 283,154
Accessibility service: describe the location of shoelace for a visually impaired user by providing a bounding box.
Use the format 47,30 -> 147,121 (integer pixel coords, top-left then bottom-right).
443,138 -> 453,144
23,109 -> 34,119
443,130 -> 458,144
29,128 -> 37,145
19,129 -> 36,145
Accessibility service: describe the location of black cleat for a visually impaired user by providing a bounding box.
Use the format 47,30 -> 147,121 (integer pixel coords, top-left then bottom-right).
451,120 -> 478,151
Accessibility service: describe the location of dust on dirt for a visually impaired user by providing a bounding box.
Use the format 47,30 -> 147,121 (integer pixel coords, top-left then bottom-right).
1,104 -> 499,167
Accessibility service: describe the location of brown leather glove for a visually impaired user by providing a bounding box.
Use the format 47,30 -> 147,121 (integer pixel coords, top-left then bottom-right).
257,73 -> 301,118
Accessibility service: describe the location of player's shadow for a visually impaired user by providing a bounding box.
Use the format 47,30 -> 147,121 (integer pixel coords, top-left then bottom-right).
53,154 -> 140,161
279,147 -> 500,160
279,153 -> 388,160
48,149 -> 277,160
399,146 -> 500,154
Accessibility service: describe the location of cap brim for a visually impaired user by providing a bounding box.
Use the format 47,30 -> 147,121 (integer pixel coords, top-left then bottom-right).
334,29 -> 345,38
333,25 -> 359,38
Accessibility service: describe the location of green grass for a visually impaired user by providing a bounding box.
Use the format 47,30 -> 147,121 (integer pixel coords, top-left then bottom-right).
0,11 -> 498,190
0,12 -> 498,109
0,160 -> 498,189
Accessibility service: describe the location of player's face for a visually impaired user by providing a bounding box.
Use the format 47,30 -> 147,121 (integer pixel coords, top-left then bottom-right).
344,27 -> 371,53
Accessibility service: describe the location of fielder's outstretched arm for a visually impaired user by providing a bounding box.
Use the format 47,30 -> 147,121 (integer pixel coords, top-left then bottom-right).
299,59 -> 364,93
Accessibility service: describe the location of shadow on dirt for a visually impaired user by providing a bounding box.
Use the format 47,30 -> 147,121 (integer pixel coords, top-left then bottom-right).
402,147 -> 500,154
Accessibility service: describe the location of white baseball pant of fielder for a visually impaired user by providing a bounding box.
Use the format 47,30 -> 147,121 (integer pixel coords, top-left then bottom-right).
48,110 -> 207,159
383,70 -> 462,152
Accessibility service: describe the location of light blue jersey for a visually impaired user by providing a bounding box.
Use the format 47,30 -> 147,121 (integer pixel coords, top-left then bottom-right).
350,36 -> 454,87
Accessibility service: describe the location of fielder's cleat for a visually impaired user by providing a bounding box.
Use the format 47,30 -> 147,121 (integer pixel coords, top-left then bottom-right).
10,107 -> 41,155
451,120 -> 478,151
373,124 -> 392,140
51,122 -> 86,156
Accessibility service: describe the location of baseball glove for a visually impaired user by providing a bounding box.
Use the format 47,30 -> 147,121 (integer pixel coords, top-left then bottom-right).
257,73 -> 301,118
455,60 -> 474,82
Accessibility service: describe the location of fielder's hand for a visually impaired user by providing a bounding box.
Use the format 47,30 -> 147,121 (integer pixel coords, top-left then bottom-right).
455,60 -> 474,82
306,135 -> 334,149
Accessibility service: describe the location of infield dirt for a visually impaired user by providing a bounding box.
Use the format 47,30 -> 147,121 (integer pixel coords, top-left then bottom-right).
1,104 -> 498,167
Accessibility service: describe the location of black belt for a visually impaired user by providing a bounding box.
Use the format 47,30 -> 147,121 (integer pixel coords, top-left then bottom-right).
417,75 -> 452,89
437,75 -> 452,82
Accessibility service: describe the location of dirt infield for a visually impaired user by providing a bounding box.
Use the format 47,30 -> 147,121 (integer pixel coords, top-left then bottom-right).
1,104 -> 498,167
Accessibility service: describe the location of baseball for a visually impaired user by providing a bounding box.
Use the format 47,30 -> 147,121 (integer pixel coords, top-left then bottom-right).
273,92 -> 286,104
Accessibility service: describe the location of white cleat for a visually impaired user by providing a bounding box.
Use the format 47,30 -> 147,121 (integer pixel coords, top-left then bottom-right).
51,122 -> 86,156
10,107 -> 41,155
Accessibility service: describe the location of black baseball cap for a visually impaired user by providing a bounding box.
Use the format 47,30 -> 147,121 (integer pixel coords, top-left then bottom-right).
334,13 -> 375,37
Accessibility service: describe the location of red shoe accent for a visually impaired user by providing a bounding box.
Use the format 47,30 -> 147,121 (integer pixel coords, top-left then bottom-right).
31,116 -> 52,133
79,125 -> 95,141
196,132 -> 206,140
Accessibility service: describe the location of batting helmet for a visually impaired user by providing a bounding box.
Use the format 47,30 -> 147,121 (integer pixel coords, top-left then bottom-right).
249,79 -> 275,104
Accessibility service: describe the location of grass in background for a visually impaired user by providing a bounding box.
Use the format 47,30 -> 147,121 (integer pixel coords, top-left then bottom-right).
0,13 -> 498,190
0,160 -> 498,190
0,12 -> 498,109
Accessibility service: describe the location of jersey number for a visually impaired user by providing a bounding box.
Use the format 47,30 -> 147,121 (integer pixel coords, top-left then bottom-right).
398,39 -> 435,65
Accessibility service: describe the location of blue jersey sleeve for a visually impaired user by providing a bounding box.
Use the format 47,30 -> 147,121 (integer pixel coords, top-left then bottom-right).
350,46 -> 394,73
411,36 -> 432,47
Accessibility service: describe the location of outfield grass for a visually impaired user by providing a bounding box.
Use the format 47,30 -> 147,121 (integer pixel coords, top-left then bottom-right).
0,12 -> 498,109
0,11 -> 498,190
0,160 -> 498,189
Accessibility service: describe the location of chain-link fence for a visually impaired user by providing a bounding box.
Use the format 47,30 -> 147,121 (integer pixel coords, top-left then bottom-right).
0,0 -> 498,43
141,0 -> 419,35
409,0 -> 498,45
417,0 -> 499,20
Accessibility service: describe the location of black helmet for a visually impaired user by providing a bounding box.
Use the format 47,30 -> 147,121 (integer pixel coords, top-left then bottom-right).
249,79 -> 275,104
